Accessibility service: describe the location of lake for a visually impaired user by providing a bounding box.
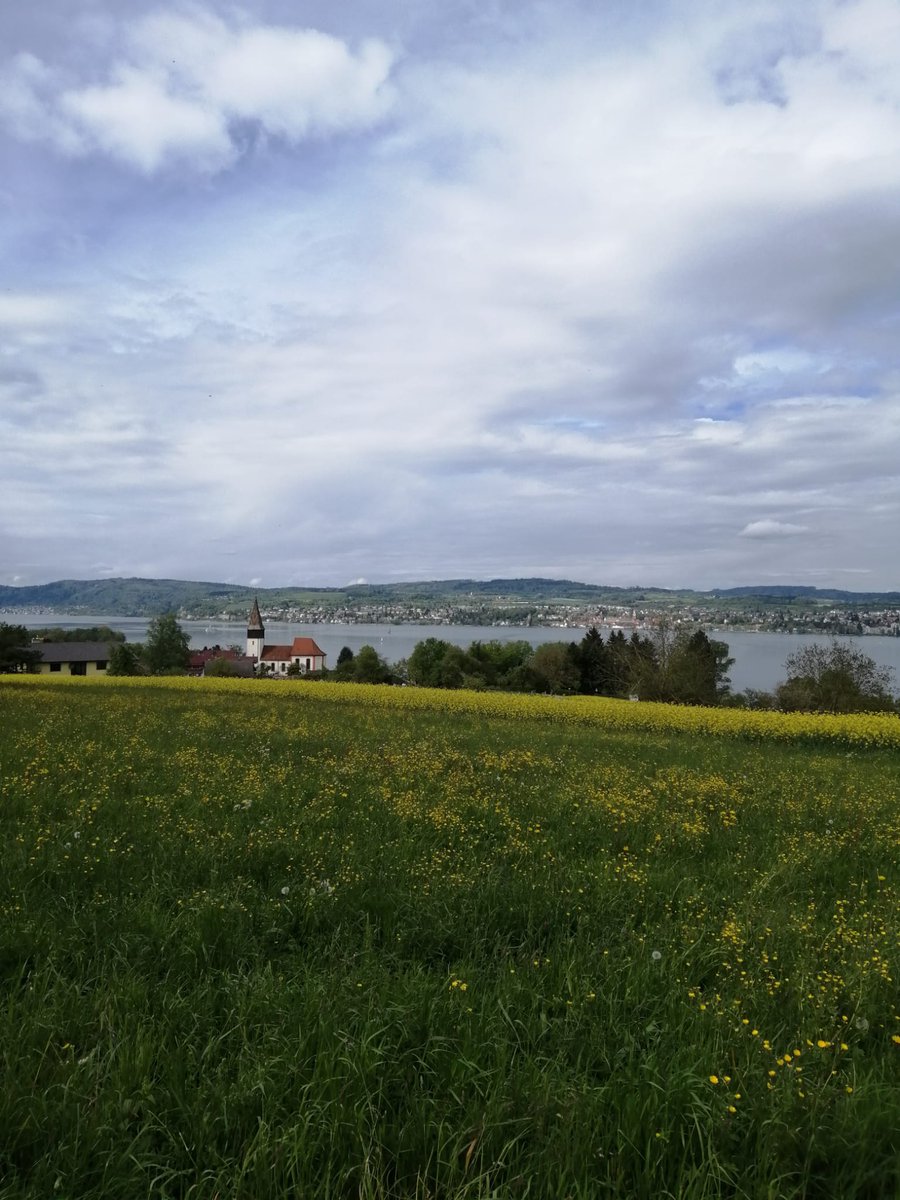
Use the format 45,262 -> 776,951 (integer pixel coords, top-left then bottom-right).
7,611 -> 900,694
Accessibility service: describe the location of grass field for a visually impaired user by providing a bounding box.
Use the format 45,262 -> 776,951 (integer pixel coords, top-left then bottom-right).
1,677 -> 897,1199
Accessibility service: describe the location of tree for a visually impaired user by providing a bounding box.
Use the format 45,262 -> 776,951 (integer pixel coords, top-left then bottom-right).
353,645 -> 392,684
332,647 -> 356,680
0,623 -> 40,673
605,629 -> 631,696
107,643 -> 142,676
776,641 -> 896,713
528,642 -> 580,694
575,626 -> 613,695
32,626 -> 125,644
627,632 -> 660,700
143,614 -> 190,674
407,638 -> 455,687
665,631 -> 734,706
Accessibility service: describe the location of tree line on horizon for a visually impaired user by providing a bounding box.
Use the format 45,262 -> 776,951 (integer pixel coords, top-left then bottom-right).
1,616 -> 896,714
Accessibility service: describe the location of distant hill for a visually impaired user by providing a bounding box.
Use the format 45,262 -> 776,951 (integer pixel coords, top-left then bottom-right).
1,576 -> 898,618
711,585 -> 900,603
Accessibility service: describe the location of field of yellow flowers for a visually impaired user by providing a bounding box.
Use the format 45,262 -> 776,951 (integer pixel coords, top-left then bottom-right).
1,676 -> 897,1199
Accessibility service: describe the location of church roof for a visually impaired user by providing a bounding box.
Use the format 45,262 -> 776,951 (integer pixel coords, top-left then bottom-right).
291,637 -> 325,657
248,597 -> 264,630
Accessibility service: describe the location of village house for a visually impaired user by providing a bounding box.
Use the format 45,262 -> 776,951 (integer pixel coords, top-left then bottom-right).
188,647 -> 257,677
35,642 -> 115,676
246,600 -> 326,675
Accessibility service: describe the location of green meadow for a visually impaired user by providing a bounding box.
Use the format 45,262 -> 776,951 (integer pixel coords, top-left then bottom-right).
1,677 -> 897,1199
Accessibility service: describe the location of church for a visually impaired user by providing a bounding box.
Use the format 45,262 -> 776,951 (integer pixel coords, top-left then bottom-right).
246,599 -> 326,675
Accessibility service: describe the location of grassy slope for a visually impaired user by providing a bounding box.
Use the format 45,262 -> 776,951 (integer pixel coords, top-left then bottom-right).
0,678 -> 898,1199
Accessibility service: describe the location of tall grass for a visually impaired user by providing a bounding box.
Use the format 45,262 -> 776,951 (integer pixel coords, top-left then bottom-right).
0,678 -> 897,1198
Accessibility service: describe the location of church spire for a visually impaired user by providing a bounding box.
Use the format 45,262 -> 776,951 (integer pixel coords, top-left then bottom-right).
247,597 -> 265,664
248,596 -> 263,633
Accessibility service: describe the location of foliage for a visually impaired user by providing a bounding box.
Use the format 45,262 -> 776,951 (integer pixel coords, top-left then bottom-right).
776,641 -> 896,713
0,623 -> 41,673
399,626 -> 734,707
351,644 -> 393,684
106,643 -> 142,677
0,676 -> 897,1199
31,625 -> 125,643
528,641 -> 580,694
142,614 -> 190,675
203,656 -> 238,678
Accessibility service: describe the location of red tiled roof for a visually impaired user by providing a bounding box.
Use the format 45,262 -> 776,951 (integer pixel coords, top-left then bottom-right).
259,645 -> 294,661
189,647 -> 241,668
291,637 -> 325,657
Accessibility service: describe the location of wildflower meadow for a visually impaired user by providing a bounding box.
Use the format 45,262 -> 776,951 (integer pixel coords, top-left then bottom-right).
1,676 -> 897,1198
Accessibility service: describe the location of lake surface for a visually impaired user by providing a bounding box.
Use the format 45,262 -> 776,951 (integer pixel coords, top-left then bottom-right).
8,611 -> 900,694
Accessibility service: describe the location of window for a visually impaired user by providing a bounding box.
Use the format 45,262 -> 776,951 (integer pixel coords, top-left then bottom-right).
96,661 -> 107,671
70,662 -> 86,676
50,662 -> 61,672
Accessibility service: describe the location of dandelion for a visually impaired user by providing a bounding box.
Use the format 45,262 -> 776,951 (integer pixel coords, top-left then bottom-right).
651,950 -> 662,961
280,885 -> 290,897
709,1075 -> 719,1084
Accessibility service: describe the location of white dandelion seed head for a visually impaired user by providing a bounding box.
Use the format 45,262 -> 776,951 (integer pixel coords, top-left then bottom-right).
651,950 -> 662,961
280,886 -> 290,897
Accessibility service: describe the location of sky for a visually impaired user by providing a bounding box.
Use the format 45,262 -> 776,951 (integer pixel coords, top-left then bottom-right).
2,0 -> 900,591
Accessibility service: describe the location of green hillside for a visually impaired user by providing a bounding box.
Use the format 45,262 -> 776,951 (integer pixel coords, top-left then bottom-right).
2,575 -> 898,618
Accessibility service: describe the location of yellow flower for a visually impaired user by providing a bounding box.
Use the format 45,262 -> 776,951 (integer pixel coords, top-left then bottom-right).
709,1075 -> 719,1084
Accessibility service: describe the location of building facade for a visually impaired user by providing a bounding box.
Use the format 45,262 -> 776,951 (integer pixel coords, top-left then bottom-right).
246,600 -> 326,674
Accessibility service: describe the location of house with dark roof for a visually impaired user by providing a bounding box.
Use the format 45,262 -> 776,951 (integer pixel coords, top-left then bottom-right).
36,642 -> 115,676
188,647 -> 258,677
246,600 -> 326,675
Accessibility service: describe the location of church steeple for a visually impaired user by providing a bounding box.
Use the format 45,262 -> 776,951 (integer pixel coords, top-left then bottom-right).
248,597 -> 263,634
247,598 -> 265,662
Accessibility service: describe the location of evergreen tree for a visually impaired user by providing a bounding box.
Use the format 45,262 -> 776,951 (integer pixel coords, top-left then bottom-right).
576,626 -> 612,694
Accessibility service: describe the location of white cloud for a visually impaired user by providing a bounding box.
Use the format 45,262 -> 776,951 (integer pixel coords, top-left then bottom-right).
61,68 -> 233,173
0,292 -> 73,328
739,520 -> 810,539
0,8 -> 396,173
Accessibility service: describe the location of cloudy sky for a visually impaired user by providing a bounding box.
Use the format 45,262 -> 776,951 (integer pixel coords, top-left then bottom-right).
2,0 -> 899,590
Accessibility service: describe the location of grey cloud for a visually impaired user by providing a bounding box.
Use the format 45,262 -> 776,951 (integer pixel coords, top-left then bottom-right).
2,0 -> 899,588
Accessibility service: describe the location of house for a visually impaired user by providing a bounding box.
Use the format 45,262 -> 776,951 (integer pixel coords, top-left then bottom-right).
36,642 -> 115,676
188,646 -> 257,677
246,600 -> 326,675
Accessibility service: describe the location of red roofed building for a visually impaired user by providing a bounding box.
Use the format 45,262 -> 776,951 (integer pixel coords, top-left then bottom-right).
246,601 -> 326,675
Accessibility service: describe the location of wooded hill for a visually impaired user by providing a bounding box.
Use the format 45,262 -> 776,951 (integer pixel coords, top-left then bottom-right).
0,576 -> 898,618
